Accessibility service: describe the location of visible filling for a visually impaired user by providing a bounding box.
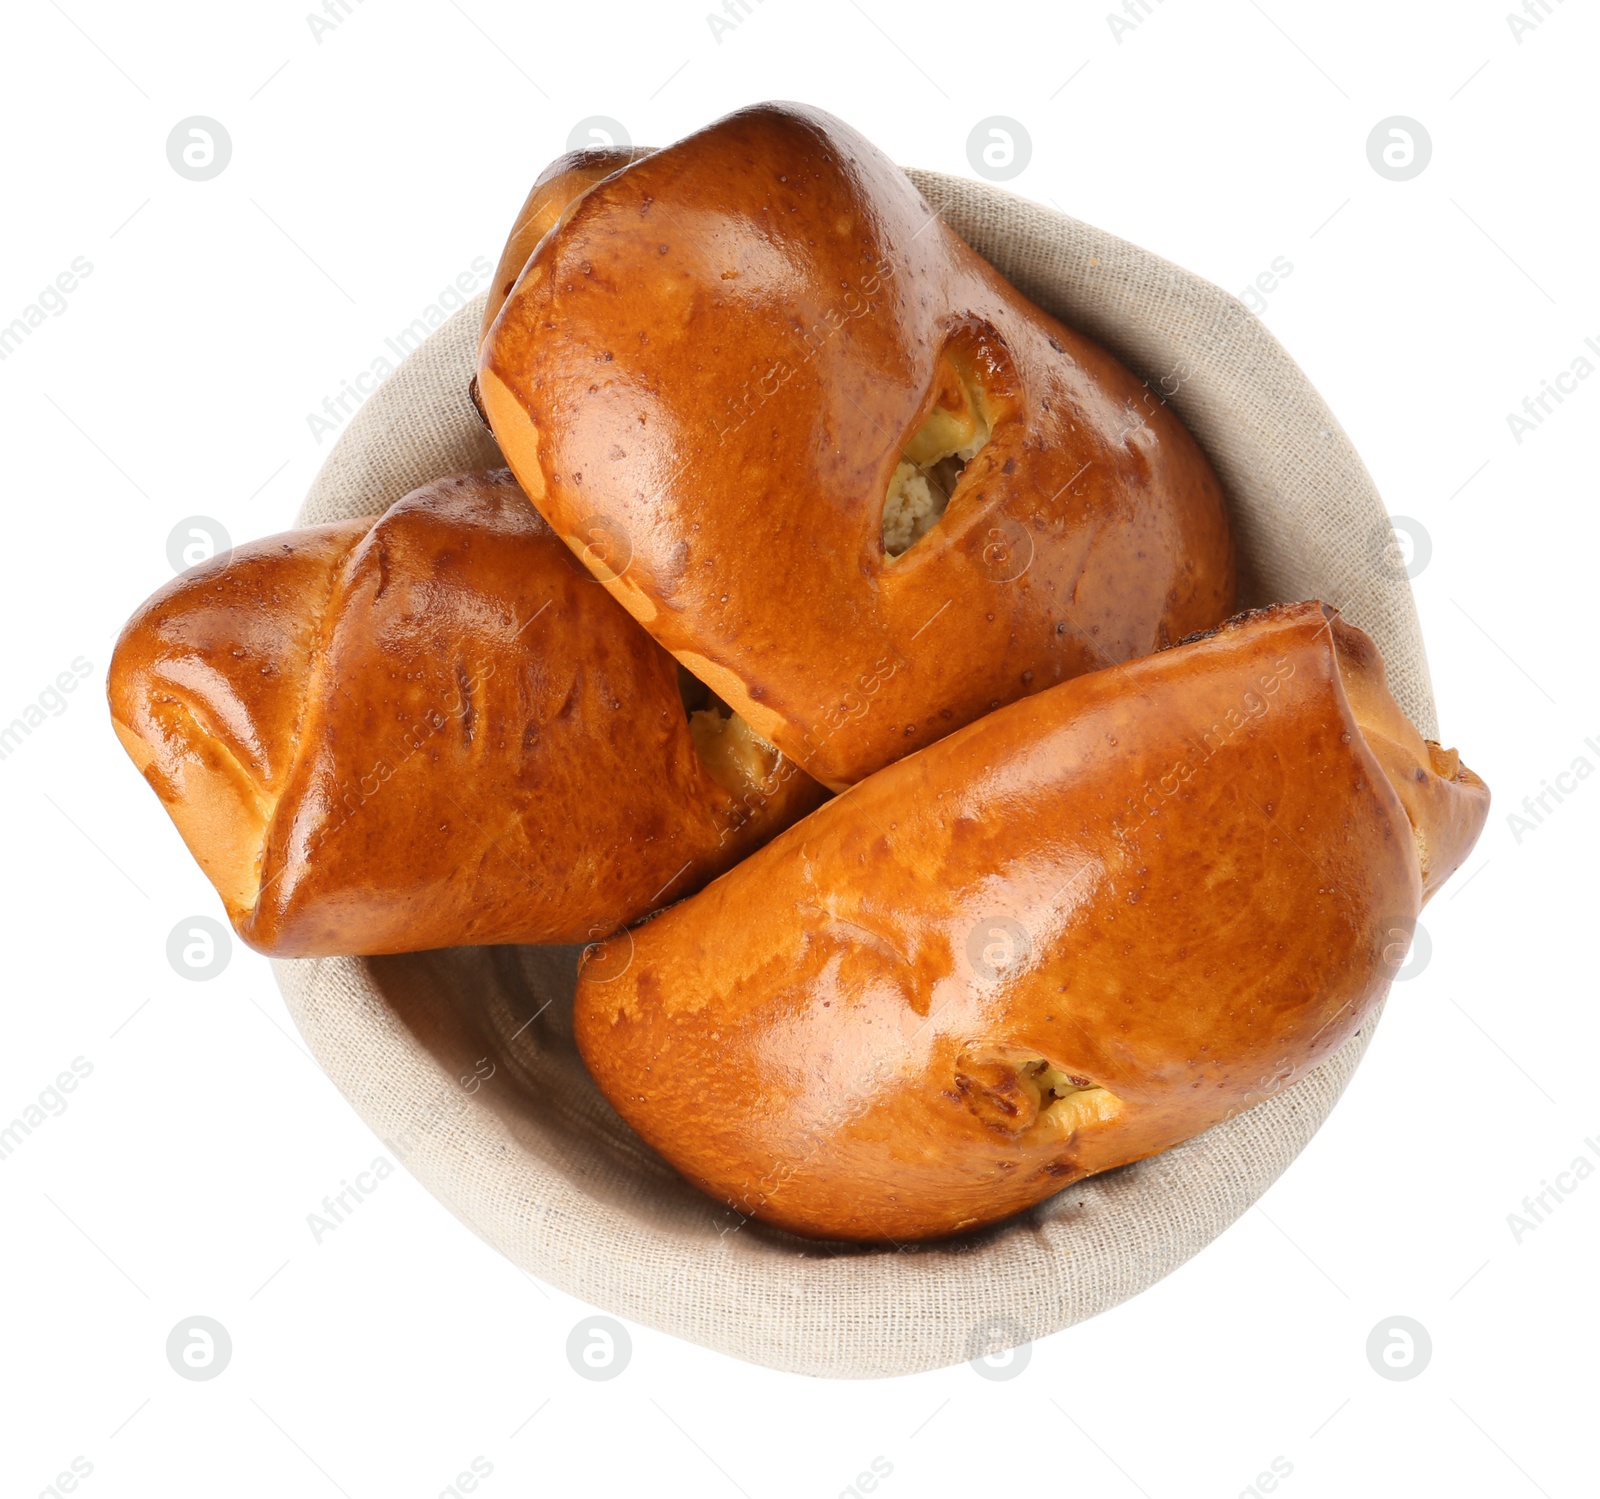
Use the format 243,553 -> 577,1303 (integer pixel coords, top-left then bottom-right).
882,358 -> 992,558
1016,1060 -> 1120,1136
679,666 -> 785,800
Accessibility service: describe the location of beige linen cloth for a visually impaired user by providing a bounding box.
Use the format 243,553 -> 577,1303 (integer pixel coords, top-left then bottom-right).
277,170 -> 1433,1378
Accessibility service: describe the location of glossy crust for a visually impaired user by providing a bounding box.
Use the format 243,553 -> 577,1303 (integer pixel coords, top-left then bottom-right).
575,603 -> 1489,1242
108,470 -> 823,956
479,102 -> 1236,789
479,146 -> 654,346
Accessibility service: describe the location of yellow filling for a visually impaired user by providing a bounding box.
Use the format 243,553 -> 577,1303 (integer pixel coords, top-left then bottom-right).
1017,1061 -> 1120,1136
882,361 -> 992,558
680,667 -> 784,800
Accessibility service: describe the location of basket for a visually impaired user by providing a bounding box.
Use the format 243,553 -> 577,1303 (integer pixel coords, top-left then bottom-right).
275,170 -> 1433,1378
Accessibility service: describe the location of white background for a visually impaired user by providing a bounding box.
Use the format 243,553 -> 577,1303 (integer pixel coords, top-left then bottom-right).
1,0 -> 1595,1494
